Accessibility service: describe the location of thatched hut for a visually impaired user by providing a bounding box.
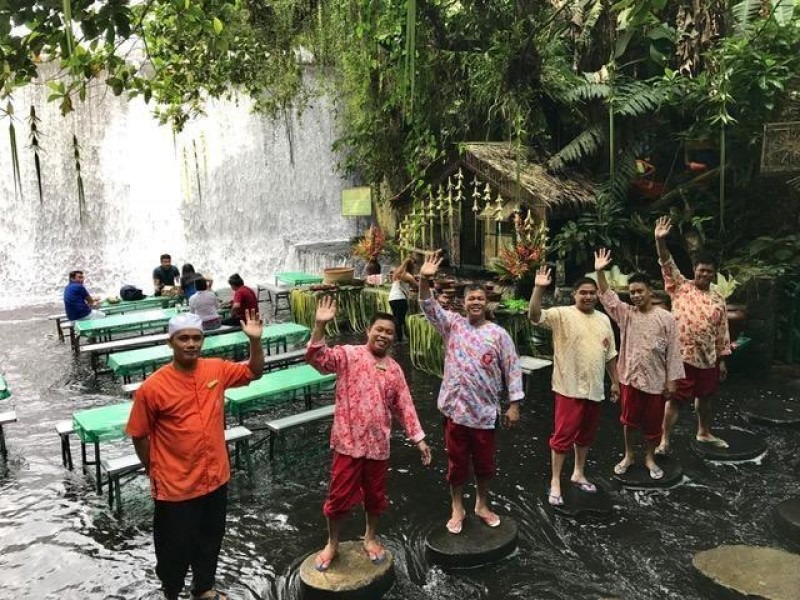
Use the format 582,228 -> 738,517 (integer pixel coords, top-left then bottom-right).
391,142 -> 596,270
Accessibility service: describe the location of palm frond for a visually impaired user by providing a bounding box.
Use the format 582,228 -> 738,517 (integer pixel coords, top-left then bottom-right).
772,0 -> 797,26
548,124 -> 607,171
613,80 -> 670,117
731,0 -> 764,35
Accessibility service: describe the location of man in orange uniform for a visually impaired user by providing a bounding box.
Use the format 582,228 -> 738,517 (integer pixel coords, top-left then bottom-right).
126,310 -> 264,600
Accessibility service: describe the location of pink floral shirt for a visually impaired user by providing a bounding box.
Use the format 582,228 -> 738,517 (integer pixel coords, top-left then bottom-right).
599,289 -> 685,394
305,341 -> 425,460
660,258 -> 731,369
421,298 -> 524,430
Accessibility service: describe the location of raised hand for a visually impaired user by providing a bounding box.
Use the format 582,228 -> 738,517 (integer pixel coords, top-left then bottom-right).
419,250 -> 443,279
655,216 -> 672,240
594,248 -> 613,271
315,295 -> 337,324
240,308 -> 263,340
534,265 -> 552,288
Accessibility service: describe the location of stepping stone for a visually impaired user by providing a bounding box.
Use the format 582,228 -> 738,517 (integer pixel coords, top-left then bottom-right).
773,497 -> 800,546
298,541 -> 394,600
691,428 -> 767,462
613,456 -> 684,490
743,396 -> 800,426
693,545 -> 800,600
551,482 -> 612,518
426,514 -> 518,568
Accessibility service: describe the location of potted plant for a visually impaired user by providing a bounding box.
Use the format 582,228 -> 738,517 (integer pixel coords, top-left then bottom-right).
352,224 -> 385,276
489,217 -> 547,299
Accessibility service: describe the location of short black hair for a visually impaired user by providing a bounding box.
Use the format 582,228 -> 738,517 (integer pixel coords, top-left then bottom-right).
365,261 -> 381,275
572,277 -> 598,291
195,276 -> 208,291
228,273 -> 244,287
628,273 -> 652,288
160,253 -> 171,261
464,283 -> 487,296
369,311 -> 396,329
693,251 -> 717,270
68,270 -> 83,280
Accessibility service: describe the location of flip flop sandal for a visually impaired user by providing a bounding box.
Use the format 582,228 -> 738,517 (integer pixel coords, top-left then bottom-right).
649,465 -> 665,480
547,488 -> 564,506
654,446 -> 671,456
476,512 -> 501,528
696,436 -> 729,449
315,552 -> 335,572
571,480 -> 597,493
364,544 -> 387,565
446,515 -> 465,534
613,460 -> 632,475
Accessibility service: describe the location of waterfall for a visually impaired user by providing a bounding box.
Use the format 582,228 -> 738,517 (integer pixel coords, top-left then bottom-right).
0,66 -> 357,310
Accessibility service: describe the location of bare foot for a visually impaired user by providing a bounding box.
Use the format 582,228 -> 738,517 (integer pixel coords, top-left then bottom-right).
614,456 -> 634,475
446,508 -> 466,534
315,543 -> 337,572
655,441 -> 670,455
474,507 -> 500,527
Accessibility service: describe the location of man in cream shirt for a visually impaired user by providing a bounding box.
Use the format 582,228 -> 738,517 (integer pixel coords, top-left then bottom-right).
529,266 -> 619,506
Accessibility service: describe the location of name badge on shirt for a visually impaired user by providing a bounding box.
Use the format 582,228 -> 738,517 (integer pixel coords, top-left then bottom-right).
375,363 -> 387,371
207,379 -> 219,389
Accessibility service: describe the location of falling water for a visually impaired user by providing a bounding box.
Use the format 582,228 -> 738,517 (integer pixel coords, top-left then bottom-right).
0,65 -> 357,310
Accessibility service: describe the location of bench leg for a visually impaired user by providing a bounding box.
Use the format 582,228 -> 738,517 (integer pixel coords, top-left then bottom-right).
269,432 -> 275,461
242,439 -> 253,479
56,320 -> 65,343
70,329 -> 79,354
113,476 -> 123,518
0,426 -> 6,459
60,434 -> 74,471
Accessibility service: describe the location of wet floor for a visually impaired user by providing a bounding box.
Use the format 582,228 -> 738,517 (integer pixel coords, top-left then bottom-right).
0,303 -> 799,600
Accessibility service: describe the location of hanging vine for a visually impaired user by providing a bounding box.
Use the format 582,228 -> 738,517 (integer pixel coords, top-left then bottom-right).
72,134 -> 86,222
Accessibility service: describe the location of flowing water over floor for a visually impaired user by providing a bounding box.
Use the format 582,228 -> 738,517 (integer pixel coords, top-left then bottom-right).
0,304 -> 799,600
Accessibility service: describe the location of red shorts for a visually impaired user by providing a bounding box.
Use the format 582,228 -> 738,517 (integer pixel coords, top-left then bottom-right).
549,394 -> 602,453
675,363 -> 719,403
620,384 -> 665,442
323,452 -> 389,519
444,418 -> 496,486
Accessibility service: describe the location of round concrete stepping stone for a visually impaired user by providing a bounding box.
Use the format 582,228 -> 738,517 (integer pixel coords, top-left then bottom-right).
691,428 -> 767,461
551,481 -> 612,518
299,541 -> 395,600
743,396 -> 800,426
693,545 -> 800,600
773,497 -> 800,545
426,514 -> 518,568
613,456 -> 684,490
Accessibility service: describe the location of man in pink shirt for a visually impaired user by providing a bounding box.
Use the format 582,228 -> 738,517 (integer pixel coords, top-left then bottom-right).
595,248 -> 684,479
305,295 -> 431,572
655,217 -> 731,452
419,251 -> 523,535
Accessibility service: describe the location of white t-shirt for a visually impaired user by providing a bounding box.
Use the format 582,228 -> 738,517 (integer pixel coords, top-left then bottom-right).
189,290 -> 220,322
388,280 -> 410,301
536,306 -> 617,402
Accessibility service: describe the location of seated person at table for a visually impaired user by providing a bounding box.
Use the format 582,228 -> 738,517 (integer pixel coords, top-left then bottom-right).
126,311 -> 264,600
63,270 -> 105,321
153,253 -> 180,296
189,277 -> 222,330
306,296 -> 431,571
221,273 -> 258,326
179,263 -> 201,300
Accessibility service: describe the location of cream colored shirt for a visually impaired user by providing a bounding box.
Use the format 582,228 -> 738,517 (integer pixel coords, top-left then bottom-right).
536,306 -> 617,402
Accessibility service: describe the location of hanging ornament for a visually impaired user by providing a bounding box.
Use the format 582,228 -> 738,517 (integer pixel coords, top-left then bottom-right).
455,167 -> 464,190
494,194 -> 504,222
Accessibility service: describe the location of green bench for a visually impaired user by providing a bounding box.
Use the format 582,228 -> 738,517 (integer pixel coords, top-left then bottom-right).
107,322 -> 310,382
0,374 -> 10,400
101,425 -> 253,517
265,404 -> 335,460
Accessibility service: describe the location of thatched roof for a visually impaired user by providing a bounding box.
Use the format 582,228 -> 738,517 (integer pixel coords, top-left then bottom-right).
462,143 -> 596,214
392,142 -> 597,217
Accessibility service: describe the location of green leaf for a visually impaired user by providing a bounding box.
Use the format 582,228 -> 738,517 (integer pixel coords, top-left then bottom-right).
213,17 -> 223,35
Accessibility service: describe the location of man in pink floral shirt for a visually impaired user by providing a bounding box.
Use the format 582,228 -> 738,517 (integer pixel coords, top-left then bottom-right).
419,251 -> 523,535
595,248 -> 684,480
305,295 -> 431,572
655,216 -> 731,452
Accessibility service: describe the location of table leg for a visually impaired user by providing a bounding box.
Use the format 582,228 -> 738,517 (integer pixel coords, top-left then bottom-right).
94,443 -> 102,495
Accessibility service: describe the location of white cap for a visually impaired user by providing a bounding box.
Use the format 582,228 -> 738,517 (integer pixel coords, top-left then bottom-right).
168,313 -> 204,337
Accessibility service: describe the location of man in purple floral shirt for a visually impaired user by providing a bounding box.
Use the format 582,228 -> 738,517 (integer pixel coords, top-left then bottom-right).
419,251 -> 524,535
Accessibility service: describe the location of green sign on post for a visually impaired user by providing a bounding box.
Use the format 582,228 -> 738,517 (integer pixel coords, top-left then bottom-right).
341,187 -> 372,216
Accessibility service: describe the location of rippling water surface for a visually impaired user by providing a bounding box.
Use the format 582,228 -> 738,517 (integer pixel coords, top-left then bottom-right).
0,304 -> 798,600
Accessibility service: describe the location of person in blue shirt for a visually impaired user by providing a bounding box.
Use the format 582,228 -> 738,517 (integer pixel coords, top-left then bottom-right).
63,270 -> 105,322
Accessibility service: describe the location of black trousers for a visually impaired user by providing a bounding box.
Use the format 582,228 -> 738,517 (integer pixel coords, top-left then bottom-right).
389,299 -> 409,342
154,484 -> 228,599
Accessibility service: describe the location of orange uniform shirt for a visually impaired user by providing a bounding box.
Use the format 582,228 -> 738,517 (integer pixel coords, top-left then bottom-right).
125,358 -> 253,501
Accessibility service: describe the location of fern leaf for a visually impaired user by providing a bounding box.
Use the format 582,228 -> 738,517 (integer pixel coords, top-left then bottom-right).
772,0 -> 796,26
567,82 -> 612,103
548,124 -> 607,171
732,0 -> 763,35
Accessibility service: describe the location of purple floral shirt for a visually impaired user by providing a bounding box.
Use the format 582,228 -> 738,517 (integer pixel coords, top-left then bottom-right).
421,298 -> 524,429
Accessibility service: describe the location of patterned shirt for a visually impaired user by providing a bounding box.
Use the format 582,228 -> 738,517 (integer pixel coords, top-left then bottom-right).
305,342 -> 425,460
660,258 -> 731,369
421,298 -> 524,430
535,306 -> 617,402
598,289 -> 685,394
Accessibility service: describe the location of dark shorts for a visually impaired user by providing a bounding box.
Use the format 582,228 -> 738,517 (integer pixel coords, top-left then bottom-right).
675,363 -> 719,402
